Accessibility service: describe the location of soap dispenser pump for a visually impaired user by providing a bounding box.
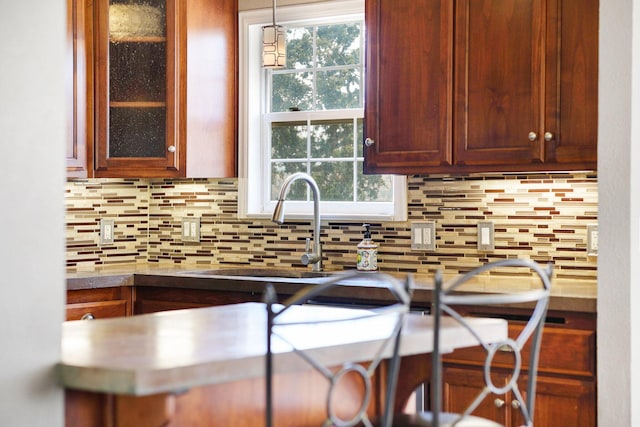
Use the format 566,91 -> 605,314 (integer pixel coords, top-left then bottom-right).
357,224 -> 378,271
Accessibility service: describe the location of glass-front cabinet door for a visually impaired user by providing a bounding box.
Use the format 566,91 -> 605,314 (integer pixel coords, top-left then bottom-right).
94,0 -> 184,176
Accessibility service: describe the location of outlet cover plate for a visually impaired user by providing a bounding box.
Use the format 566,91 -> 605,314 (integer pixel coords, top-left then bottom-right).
587,224 -> 598,256
99,218 -> 115,246
182,217 -> 201,243
411,221 -> 436,251
477,221 -> 494,252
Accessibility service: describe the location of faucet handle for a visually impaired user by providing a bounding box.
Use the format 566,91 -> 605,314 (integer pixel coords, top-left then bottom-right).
301,238 -> 321,267
301,252 -> 321,266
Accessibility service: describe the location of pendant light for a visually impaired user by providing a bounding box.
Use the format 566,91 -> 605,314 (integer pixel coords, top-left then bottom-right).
262,0 -> 286,68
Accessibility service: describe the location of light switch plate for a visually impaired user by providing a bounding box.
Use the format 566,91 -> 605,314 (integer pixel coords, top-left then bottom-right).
411,221 -> 436,251
477,221 -> 494,252
182,217 -> 201,243
99,218 -> 115,246
587,224 -> 598,256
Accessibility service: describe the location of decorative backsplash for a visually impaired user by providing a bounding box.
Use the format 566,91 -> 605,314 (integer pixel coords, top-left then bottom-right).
65,173 -> 598,281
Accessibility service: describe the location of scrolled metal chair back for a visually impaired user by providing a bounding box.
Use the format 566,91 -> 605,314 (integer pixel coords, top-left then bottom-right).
265,271 -> 412,427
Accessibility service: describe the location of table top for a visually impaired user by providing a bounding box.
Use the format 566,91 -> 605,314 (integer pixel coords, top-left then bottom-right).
57,302 -> 507,396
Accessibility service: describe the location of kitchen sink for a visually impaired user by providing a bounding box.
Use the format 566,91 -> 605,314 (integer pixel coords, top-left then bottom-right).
178,268 -> 336,279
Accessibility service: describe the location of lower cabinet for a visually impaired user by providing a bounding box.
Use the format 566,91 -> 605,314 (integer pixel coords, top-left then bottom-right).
64,280 -> 597,427
134,286 -> 263,314
440,307 -> 596,427
442,368 -> 595,427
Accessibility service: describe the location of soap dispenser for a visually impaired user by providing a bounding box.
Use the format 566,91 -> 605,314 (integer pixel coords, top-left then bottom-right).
357,224 -> 378,271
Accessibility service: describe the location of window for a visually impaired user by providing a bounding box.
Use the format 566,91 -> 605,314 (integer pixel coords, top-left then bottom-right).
239,0 -> 406,221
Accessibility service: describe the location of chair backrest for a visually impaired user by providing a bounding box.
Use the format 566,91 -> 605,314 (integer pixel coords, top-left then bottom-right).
431,259 -> 552,427
264,271 -> 412,427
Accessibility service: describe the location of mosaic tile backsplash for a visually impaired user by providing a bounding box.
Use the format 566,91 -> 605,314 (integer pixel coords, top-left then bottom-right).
65,174 -> 598,281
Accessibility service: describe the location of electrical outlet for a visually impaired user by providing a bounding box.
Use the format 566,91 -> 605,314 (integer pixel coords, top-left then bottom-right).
99,218 -> 115,246
477,221 -> 494,252
587,224 -> 598,256
411,221 -> 436,251
182,217 -> 201,242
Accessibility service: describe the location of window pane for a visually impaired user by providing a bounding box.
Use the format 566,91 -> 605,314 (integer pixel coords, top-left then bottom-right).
357,161 -> 393,202
316,23 -> 361,67
357,118 -> 364,157
286,26 -> 314,69
272,122 -> 307,159
310,120 -> 354,158
316,68 -> 361,110
311,161 -> 354,201
271,162 -> 307,200
272,72 -> 313,112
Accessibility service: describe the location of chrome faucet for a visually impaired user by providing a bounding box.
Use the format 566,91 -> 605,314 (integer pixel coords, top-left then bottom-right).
271,172 -> 323,272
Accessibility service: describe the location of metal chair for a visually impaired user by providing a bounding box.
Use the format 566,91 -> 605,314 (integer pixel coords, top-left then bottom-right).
393,259 -> 552,427
265,271 -> 412,427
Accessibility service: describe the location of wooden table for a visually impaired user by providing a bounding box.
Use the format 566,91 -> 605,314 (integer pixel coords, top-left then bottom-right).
59,302 -> 507,426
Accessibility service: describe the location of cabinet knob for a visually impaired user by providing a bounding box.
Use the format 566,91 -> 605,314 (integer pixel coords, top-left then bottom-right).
364,138 -> 376,147
167,145 -> 176,153
494,398 -> 505,408
544,132 -> 554,142
511,400 -> 521,409
528,132 -> 537,142
81,313 -> 95,320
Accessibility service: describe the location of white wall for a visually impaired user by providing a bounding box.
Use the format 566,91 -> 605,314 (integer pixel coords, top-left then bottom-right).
598,0 -> 640,425
0,1 -> 66,426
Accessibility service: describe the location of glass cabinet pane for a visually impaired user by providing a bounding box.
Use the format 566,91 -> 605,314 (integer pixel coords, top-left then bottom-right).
109,107 -> 166,157
109,42 -> 166,102
107,0 -> 168,159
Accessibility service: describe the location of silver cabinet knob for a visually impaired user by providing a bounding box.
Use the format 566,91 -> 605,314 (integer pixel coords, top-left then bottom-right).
544,132 -> 554,142
81,313 -> 95,320
168,145 -> 176,153
528,132 -> 537,142
494,398 -> 505,408
364,138 -> 375,147
511,400 -> 521,409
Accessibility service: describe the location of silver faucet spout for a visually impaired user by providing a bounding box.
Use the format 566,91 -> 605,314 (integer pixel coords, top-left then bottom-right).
271,172 -> 322,271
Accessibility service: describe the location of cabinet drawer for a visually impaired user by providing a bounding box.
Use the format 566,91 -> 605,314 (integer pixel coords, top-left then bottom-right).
66,300 -> 128,320
444,323 -> 596,377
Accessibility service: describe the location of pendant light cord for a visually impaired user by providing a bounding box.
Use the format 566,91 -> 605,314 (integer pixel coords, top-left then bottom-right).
272,0 -> 277,26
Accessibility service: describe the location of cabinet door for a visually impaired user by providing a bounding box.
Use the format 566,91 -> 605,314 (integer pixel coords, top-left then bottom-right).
134,287 -> 261,314
543,0 -> 598,167
531,375 -> 596,427
66,0 -> 90,178
364,0 -> 453,174
442,367 -> 507,424
453,0 -> 545,167
94,0 -> 184,177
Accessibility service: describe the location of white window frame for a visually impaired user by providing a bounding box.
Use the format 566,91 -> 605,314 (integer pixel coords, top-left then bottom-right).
238,0 -> 407,221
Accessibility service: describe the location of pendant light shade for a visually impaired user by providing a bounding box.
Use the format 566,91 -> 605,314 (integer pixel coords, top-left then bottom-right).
262,0 -> 286,68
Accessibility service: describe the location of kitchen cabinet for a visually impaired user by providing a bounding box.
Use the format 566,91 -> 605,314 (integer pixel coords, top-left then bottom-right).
78,0 -> 237,178
442,369 -> 595,426
66,0 -> 90,178
439,306 -> 596,427
66,286 -> 133,320
363,0 -> 453,172
134,286 -> 262,314
364,0 -> 598,175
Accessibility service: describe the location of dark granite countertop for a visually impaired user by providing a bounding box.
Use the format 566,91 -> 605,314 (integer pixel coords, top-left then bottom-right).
66,263 -> 597,314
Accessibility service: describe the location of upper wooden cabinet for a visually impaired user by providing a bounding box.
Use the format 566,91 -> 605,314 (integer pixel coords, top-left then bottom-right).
67,0 -> 237,178
364,0 -> 598,175
66,0 -> 90,178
